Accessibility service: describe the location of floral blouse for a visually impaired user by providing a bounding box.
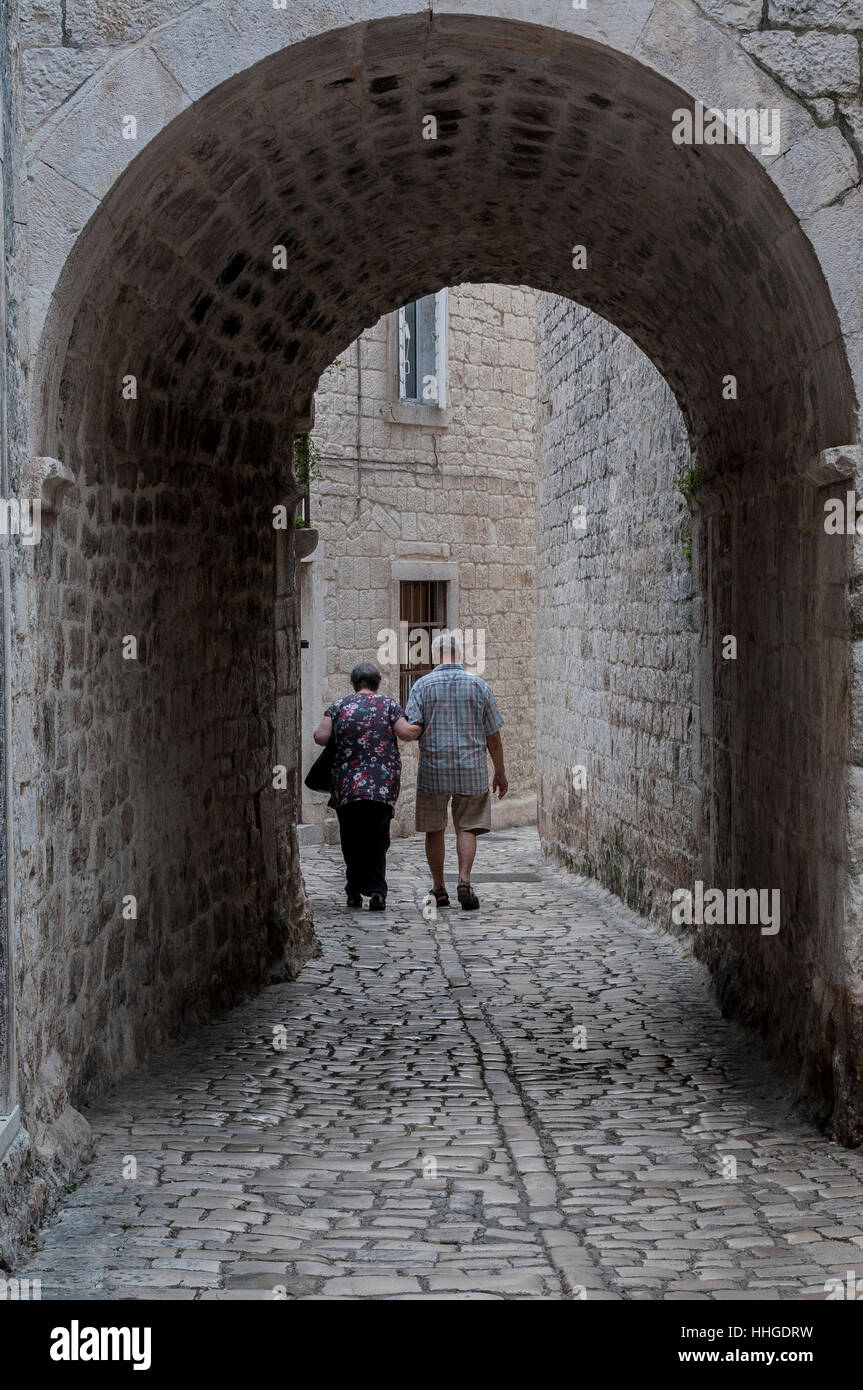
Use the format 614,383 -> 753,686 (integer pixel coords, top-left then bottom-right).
325,691 -> 405,809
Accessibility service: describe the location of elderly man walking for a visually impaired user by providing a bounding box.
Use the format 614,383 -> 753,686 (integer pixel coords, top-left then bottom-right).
404,632 -> 508,911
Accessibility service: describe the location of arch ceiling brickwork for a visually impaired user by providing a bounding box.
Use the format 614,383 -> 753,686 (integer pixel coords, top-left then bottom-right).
26,3 -> 862,468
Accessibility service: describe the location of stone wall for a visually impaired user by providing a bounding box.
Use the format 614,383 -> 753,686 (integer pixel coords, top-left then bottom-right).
536,296 -> 697,918
303,283 -> 537,837
3,131 -> 317,1250
3,416 -> 315,1261
0,0 -> 16,1123
536,294 -> 857,1137
9,386 -> 316,1122
696,442 -> 853,1134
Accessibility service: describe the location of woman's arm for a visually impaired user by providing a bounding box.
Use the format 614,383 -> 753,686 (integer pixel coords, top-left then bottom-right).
313,713 -> 333,746
394,716 -> 423,742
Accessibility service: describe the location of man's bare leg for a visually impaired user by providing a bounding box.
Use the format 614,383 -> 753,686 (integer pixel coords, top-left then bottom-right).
456,828 -> 478,885
425,830 -> 446,890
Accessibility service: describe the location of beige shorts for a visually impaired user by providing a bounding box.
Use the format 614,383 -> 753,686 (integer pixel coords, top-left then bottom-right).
415,789 -> 492,835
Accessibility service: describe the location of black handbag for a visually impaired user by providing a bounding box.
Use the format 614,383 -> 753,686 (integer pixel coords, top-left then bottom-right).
304,716 -> 337,792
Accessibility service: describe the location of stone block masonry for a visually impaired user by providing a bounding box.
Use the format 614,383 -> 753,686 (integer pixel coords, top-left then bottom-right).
535,296 -> 697,923
536,292 -> 858,1143
306,283 -> 538,839
16,402 -> 317,1104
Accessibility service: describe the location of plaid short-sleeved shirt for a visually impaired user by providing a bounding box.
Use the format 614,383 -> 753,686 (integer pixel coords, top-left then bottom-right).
404,664 -> 504,795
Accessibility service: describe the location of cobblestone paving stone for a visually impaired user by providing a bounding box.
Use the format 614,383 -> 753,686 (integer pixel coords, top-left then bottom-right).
17,828 -> 863,1300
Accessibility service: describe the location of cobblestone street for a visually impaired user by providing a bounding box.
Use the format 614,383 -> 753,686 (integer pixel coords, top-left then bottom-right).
17,828 -> 863,1301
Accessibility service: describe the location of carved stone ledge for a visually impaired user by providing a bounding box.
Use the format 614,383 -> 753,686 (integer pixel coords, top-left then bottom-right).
32,456 -> 75,518
803,446 -> 863,488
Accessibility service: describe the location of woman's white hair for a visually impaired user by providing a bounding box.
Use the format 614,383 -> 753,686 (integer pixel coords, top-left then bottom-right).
431,631 -> 463,663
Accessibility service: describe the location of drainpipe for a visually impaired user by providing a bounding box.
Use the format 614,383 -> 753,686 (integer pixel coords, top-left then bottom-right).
355,332 -> 363,516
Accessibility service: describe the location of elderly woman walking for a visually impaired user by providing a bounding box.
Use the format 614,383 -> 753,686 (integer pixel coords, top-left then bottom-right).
313,662 -> 421,910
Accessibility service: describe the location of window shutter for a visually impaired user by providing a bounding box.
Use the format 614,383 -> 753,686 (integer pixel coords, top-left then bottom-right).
398,307 -> 408,399
435,288 -> 448,408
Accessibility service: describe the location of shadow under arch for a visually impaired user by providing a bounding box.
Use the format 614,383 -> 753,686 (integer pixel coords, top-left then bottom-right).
28,13 -> 863,1136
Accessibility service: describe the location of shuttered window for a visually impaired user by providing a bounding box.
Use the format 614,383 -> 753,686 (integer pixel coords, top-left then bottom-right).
398,289 -> 447,406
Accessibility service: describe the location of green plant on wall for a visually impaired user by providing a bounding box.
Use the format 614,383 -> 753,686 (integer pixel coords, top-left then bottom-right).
678,461 -> 703,507
293,432 -> 322,488
677,460 -> 703,564
293,433 -> 323,527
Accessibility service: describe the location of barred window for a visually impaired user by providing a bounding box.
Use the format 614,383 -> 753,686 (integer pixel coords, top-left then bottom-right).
399,579 -> 448,705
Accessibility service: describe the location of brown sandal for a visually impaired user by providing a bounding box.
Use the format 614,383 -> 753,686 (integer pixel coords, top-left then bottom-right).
457,881 -> 479,911
431,885 -> 450,908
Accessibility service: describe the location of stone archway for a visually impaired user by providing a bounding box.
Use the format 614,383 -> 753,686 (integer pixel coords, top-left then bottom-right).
14,6 -> 863,1162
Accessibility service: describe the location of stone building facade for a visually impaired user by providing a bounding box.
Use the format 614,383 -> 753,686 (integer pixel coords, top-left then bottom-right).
300,283 -> 538,839
3,0 -> 863,1261
535,290 -> 857,1136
